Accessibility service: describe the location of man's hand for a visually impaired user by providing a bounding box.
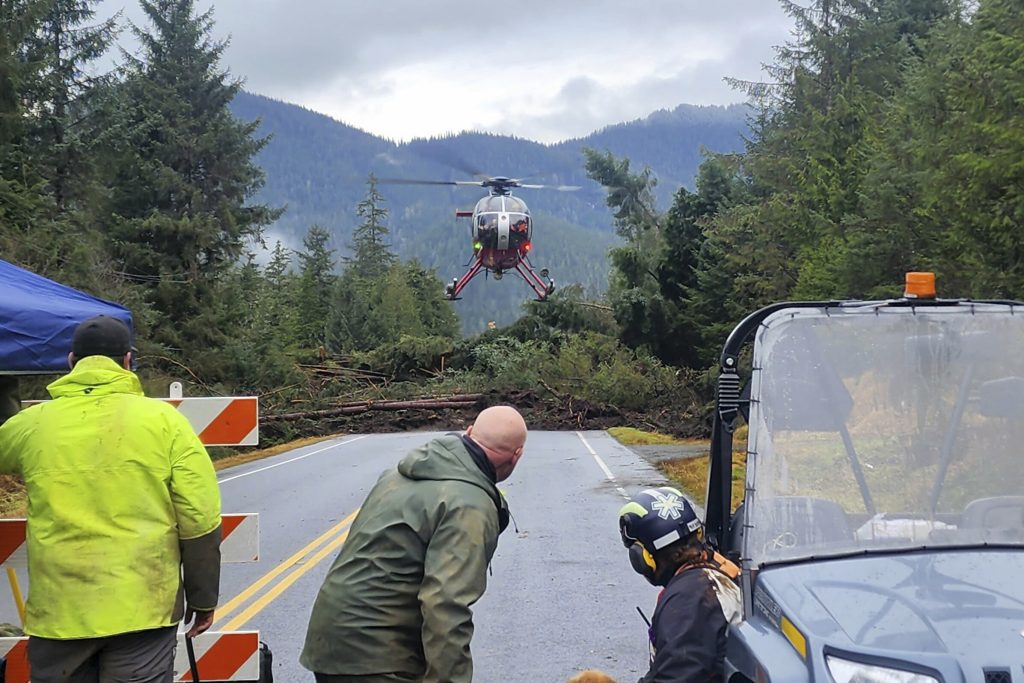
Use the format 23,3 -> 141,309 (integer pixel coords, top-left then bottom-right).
185,608 -> 215,637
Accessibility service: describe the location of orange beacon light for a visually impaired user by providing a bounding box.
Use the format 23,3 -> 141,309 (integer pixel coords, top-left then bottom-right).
904,272 -> 936,299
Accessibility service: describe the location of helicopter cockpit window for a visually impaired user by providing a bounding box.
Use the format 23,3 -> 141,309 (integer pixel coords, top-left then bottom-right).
503,196 -> 528,213
476,213 -> 499,247
509,213 -> 531,249
482,196 -> 504,212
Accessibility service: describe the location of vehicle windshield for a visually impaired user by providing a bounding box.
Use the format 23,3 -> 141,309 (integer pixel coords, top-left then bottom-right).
746,303 -> 1024,567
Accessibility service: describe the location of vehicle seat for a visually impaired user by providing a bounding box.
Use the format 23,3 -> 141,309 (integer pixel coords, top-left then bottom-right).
962,496 -> 1024,531
766,496 -> 853,548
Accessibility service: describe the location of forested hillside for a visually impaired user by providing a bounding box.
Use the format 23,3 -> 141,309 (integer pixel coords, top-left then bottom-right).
2,0 -> 1021,441
229,93 -> 749,330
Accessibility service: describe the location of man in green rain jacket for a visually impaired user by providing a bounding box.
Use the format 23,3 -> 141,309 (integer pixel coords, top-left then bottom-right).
300,405 -> 528,683
0,315 -> 222,683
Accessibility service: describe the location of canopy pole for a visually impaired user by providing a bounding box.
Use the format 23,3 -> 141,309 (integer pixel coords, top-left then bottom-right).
7,567 -> 25,626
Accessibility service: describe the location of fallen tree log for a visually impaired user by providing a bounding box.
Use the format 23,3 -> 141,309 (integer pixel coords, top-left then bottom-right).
263,396 -> 482,422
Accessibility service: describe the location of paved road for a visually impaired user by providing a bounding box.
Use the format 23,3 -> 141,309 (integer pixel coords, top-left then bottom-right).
1,430 -> 680,683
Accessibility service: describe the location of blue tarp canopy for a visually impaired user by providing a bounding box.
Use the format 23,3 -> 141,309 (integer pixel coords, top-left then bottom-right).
0,259 -> 134,374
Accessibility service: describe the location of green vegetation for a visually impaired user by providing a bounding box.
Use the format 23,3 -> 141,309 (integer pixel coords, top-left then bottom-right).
659,452 -> 746,511
607,427 -> 685,446
3,0 -> 1022,459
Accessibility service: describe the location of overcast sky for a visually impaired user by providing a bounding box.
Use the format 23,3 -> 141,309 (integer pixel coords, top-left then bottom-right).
93,1 -> 795,144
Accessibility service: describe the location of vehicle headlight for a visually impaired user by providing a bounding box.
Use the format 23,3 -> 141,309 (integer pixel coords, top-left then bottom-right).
826,655 -> 939,683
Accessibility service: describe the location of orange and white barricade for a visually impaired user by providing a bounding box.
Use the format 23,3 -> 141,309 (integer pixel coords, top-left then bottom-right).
0,515 -> 263,682
20,396 -> 259,447
0,514 -> 259,568
165,397 -> 259,447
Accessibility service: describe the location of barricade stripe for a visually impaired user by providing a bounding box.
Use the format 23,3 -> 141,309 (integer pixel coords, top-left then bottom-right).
198,400 -> 258,446
220,514 -> 247,540
1,514 -> 257,566
179,632 -> 259,682
0,519 -> 26,565
2,643 -> 29,683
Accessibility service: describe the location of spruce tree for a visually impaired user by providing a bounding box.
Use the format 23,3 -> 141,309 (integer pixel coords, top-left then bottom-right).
710,0 -> 956,305
264,241 -> 299,346
918,0 -> 1024,296
296,225 -> 336,349
583,149 -> 677,361
0,0 -> 57,270
104,0 -> 281,378
21,0 -> 116,212
347,174 -> 396,280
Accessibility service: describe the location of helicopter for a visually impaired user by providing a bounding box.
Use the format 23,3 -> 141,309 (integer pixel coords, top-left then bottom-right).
380,174 -> 580,301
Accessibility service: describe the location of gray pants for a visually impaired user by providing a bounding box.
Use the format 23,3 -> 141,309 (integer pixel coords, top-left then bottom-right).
27,626 -> 177,683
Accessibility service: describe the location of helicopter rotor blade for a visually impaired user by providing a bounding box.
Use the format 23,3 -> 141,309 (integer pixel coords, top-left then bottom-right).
516,183 -> 583,192
376,178 -> 485,187
403,141 -> 489,179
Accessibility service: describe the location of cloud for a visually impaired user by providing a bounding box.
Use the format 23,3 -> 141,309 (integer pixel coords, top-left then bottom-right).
94,0 -> 794,141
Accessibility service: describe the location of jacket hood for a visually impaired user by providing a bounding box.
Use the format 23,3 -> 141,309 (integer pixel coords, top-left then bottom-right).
398,433 -> 500,501
47,356 -> 144,400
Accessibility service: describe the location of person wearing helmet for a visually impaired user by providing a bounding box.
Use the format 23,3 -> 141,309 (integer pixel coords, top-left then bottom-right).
619,486 -> 741,682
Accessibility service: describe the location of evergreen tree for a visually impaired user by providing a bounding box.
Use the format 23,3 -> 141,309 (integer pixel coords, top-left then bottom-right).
103,0 -> 282,378
402,259 -> 459,339
326,260 -> 457,354
0,0 -> 58,272
21,0 -> 116,212
347,174 -> 396,280
296,225 -> 336,349
263,240 -> 299,346
326,269 -> 369,353
667,154 -> 749,367
218,255 -> 301,393
584,149 -> 680,361
709,0 -> 956,306
914,0 -> 1024,296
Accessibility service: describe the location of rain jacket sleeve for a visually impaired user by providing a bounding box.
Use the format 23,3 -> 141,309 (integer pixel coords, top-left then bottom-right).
0,377 -> 20,427
168,410 -> 222,612
0,406 -> 27,473
418,499 -> 500,683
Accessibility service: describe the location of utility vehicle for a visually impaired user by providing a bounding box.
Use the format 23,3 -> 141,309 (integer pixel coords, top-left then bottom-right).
705,274 -> 1024,683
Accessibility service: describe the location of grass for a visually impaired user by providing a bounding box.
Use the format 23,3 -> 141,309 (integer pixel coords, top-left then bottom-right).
659,451 -> 746,510
655,425 -> 748,510
607,426 -> 748,509
607,426 -> 686,446
0,433 -> 344,519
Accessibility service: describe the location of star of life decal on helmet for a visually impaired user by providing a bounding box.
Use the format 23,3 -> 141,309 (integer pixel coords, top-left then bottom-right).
647,489 -> 685,520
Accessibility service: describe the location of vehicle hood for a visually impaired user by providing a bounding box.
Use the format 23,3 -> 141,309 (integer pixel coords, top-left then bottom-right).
760,550 -> 1024,657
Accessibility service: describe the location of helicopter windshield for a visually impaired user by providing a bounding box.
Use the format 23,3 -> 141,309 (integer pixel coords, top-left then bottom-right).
509,214 -> 531,249
477,196 -> 504,212
503,196 -> 528,213
475,213 -> 499,248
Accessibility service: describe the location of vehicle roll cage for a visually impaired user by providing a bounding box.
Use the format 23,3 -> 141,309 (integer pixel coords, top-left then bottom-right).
704,296 -> 1024,554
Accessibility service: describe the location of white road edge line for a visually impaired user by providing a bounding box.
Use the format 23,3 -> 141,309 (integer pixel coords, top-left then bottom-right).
575,431 -> 630,500
217,435 -> 370,484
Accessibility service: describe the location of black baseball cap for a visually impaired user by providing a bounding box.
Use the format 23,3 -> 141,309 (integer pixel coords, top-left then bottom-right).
72,315 -> 132,359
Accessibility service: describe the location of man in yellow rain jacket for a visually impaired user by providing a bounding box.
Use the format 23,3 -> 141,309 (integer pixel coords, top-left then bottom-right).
0,315 -> 222,683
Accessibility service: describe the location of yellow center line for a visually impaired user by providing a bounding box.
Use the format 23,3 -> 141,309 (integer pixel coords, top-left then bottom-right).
220,527 -> 352,632
213,509 -> 359,626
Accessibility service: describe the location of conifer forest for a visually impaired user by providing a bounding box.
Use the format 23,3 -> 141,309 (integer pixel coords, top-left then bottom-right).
2,0 -> 1022,442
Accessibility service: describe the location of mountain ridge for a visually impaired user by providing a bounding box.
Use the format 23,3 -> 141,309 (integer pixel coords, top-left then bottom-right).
230,92 -> 750,331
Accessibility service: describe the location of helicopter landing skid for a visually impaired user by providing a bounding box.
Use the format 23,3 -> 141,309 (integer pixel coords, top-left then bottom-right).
445,260 -> 484,300
514,262 -> 555,301
445,258 -> 554,301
